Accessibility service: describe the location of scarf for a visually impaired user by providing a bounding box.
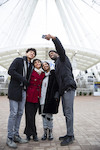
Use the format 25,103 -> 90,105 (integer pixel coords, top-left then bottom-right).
34,68 -> 43,75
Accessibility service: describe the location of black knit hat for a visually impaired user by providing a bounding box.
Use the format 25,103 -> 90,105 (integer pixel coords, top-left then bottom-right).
26,48 -> 37,56
48,50 -> 58,56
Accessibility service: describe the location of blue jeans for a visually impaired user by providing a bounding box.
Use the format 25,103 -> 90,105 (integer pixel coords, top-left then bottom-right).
7,90 -> 26,139
62,90 -> 75,136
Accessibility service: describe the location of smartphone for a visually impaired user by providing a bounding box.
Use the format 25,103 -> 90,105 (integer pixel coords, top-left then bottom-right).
42,35 -> 46,39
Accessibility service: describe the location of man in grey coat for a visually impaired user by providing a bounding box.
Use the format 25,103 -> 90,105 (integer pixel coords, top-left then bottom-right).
6,48 -> 36,149
44,34 -> 77,146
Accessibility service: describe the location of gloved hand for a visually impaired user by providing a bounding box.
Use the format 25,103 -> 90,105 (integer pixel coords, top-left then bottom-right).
23,78 -> 28,86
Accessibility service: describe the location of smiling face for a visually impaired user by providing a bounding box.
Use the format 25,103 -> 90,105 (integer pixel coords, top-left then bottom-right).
49,51 -> 58,60
33,59 -> 42,69
42,62 -> 50,72
26,50 -> 36,62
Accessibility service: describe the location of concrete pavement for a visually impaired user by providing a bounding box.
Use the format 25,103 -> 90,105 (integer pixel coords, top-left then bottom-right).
0,96 -> 100,150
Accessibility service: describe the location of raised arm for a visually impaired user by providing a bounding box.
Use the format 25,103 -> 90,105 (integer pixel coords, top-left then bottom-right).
45,34 -> 66,61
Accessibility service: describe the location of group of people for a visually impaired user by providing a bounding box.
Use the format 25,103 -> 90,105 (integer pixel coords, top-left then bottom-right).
6,34 -> 76,149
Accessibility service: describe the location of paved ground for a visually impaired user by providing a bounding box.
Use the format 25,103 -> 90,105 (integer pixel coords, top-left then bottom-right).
0,96 -> 100,150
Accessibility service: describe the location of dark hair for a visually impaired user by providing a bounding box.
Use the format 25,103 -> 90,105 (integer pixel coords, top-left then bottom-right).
48,50 -> 58,56
42,61 -> 50,70
33,59 -> 42,67
26,48 -> 37,56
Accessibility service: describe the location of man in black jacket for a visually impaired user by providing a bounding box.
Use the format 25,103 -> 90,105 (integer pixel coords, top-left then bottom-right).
6,48 -> 36,149
44,34 -> 77,146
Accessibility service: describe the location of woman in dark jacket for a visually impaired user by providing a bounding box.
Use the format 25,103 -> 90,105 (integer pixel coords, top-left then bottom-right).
24,59 -> 45,141
40,61 -> 60,141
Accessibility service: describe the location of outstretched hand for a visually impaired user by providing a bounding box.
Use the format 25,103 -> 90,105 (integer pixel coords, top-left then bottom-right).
45,34 -> 56,40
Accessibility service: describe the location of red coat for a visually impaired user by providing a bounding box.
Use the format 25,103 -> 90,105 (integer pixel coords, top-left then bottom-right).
26,70 -> 45,103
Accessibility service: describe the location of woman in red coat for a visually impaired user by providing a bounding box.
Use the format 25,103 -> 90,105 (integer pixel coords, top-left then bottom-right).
24,59 -> 45,141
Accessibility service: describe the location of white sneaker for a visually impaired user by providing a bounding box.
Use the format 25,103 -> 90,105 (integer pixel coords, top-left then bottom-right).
6,138 -> 17,149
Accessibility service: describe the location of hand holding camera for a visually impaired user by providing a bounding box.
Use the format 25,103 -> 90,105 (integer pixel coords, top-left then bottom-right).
42,34 -> 56,40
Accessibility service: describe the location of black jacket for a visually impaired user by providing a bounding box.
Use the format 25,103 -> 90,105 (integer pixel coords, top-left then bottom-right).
53,37 -> 77,96
8,56 -> 32,101
43,70 -> 60,114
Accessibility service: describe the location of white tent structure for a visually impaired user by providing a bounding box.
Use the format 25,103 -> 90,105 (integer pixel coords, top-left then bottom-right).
0,0 -> 100,71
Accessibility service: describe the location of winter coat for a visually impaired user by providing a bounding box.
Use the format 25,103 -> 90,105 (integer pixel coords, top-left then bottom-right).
8,56 -> 32,101
52,37 -> 77,96
26,70 -> 45,103
41,70 -> 60,114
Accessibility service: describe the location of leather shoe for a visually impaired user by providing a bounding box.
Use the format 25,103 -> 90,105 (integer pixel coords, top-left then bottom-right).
60,136 -> 75,146
59,135 -> 68,141
59,135 -> 75,141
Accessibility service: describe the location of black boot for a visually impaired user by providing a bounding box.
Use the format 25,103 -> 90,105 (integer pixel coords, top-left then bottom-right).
59,135 -> 68,141
33,135 -> 39,142
26,135 -> 31,141
41,128 -> 47,140
60,136 -> 75,146
48,129 -> 53,140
